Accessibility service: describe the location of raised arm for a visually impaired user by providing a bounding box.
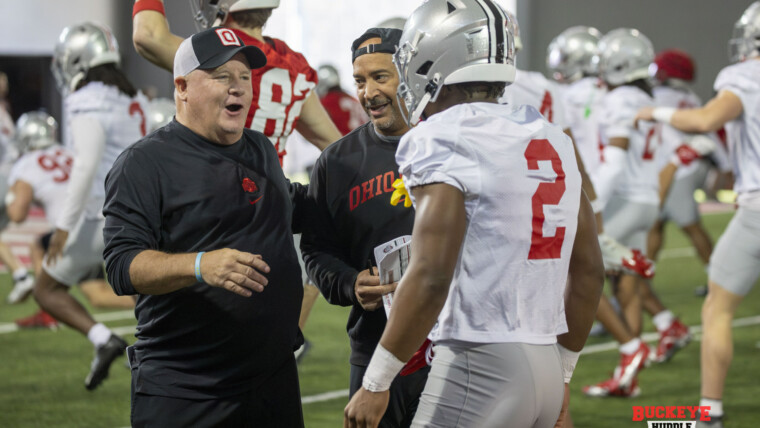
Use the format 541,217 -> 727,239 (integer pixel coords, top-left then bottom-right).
132,0 -> 183,72
294,92 -> 341,151
636,90 -> 743,134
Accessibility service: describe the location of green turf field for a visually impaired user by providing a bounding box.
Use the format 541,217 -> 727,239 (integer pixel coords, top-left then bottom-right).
0,211 -> 758,427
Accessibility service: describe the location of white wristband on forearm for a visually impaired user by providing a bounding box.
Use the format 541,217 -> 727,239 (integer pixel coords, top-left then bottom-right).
558,344 -> 580,384
362,344 -> 405,392
589,198 -> 604,214
652,107 -> 676,124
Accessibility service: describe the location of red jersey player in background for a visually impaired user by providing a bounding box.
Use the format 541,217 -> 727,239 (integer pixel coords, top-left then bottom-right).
315,64 -> 367,136
133,0 -> 342,363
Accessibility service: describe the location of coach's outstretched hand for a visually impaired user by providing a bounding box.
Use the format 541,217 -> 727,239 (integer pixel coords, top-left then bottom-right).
200,249 -> 270,297
344,387 -> 389,428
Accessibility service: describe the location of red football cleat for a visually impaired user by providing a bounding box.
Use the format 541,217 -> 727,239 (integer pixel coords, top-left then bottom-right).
15,310 -> 59,330
652,319 -> 691,363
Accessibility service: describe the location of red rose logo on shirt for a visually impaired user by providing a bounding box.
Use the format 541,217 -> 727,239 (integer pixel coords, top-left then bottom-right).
242,178 -> 258,193
242,177 -> 262,205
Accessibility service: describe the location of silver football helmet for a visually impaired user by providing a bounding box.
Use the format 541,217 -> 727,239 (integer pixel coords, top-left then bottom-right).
596,28 -> 654,86
15,111 -> 58,153
146,98 -> 176,133
546,26 -> 603,83
729,1 -> 760,63
190,0 -> 280,30
316,65 -> 340,97
51,22 -> 120,95
394,0 -> 516,126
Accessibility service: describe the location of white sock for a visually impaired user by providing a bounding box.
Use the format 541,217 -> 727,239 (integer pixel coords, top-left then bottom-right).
620,338 -> 642,355
700,398 -> 723,417
653,310 -> 675,332
12,267 -> 29,281
87,323 -> 112,348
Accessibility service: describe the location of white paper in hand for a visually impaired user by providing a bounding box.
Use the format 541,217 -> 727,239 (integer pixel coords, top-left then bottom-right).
373,235 -> 412,317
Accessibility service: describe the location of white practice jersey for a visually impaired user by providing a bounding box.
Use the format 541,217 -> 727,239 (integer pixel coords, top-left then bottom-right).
563,77 -> 606,174
396,103 -> 581,345
714,60 -> 760,208
0,107 -> 15,164
62,82 -> 148,221
653,85 -> 724,180
598,85 -> 660,205
500,69 -> 568,129
8,146 -> 72,224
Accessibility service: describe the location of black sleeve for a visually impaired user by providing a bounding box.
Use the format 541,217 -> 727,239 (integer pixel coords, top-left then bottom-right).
103,148 -> 162,295
300,154 -> 359,307
289,180 -> 308,234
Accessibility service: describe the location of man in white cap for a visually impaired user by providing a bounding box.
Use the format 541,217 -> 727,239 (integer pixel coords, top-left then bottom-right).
104,27 -> 307,427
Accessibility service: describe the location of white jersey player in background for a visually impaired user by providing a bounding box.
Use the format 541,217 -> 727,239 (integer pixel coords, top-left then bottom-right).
8,112 -> 134,329
636,3 -> 760,426
31,22 -> 146,391
0,111 -> 36,305
646,49 -> 731,294
582,28 -> 691,398
344,2 -> 603,427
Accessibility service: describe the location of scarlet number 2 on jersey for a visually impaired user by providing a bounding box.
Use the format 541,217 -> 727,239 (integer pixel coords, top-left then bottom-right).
525,139 -> 566,260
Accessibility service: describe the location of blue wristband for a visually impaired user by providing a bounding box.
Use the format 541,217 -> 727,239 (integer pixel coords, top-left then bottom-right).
195,252 -> 205,283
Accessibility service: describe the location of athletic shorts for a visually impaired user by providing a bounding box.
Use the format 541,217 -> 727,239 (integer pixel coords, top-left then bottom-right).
660,163 -> 708,227
709,207 -> 760,296
603,196 -> 658,252
43,217 -> 105,286
411,342 -> 563,428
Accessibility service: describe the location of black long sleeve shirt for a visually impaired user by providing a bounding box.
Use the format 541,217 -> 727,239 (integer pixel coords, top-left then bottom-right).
301,122 -> 415,366
103,120 -> 305,399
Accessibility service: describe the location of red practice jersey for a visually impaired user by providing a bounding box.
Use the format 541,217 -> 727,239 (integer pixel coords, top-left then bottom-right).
234,30 -> 317,164
320,89 -> 368,136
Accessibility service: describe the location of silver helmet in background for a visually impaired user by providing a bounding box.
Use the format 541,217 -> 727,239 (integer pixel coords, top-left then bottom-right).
15,111 -> 58,153
546,26 -> 603,83
51,22 -> 121,95
394,0 -> 517,126
596,28 -> 654,86
146,98 -> 176,133
729,1 -> 760,63
190,0 -> 280,30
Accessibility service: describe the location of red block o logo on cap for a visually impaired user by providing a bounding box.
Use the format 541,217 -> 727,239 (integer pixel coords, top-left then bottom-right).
216,28 -> 241,46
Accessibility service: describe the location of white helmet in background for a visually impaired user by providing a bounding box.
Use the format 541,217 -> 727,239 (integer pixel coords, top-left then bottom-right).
316,65 -> 340,98
146,98 -> 176,132
51,22 -> 120,95
15,111 -> 58,153
191,0 -> 280,30
546,26 -> 603,83
729,1 -> 760,63
376,17 -> 407,30
394,0 -> 517,126
596,28 -> 654,86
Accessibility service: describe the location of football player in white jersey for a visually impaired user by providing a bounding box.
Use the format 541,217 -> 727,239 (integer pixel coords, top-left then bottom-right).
581,28 -> 665,398
344,2 -> 604,427
30,23 -> 147,391
646,50 -> 731,289
636,4 -> 760,425
7,112 -> 134,324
